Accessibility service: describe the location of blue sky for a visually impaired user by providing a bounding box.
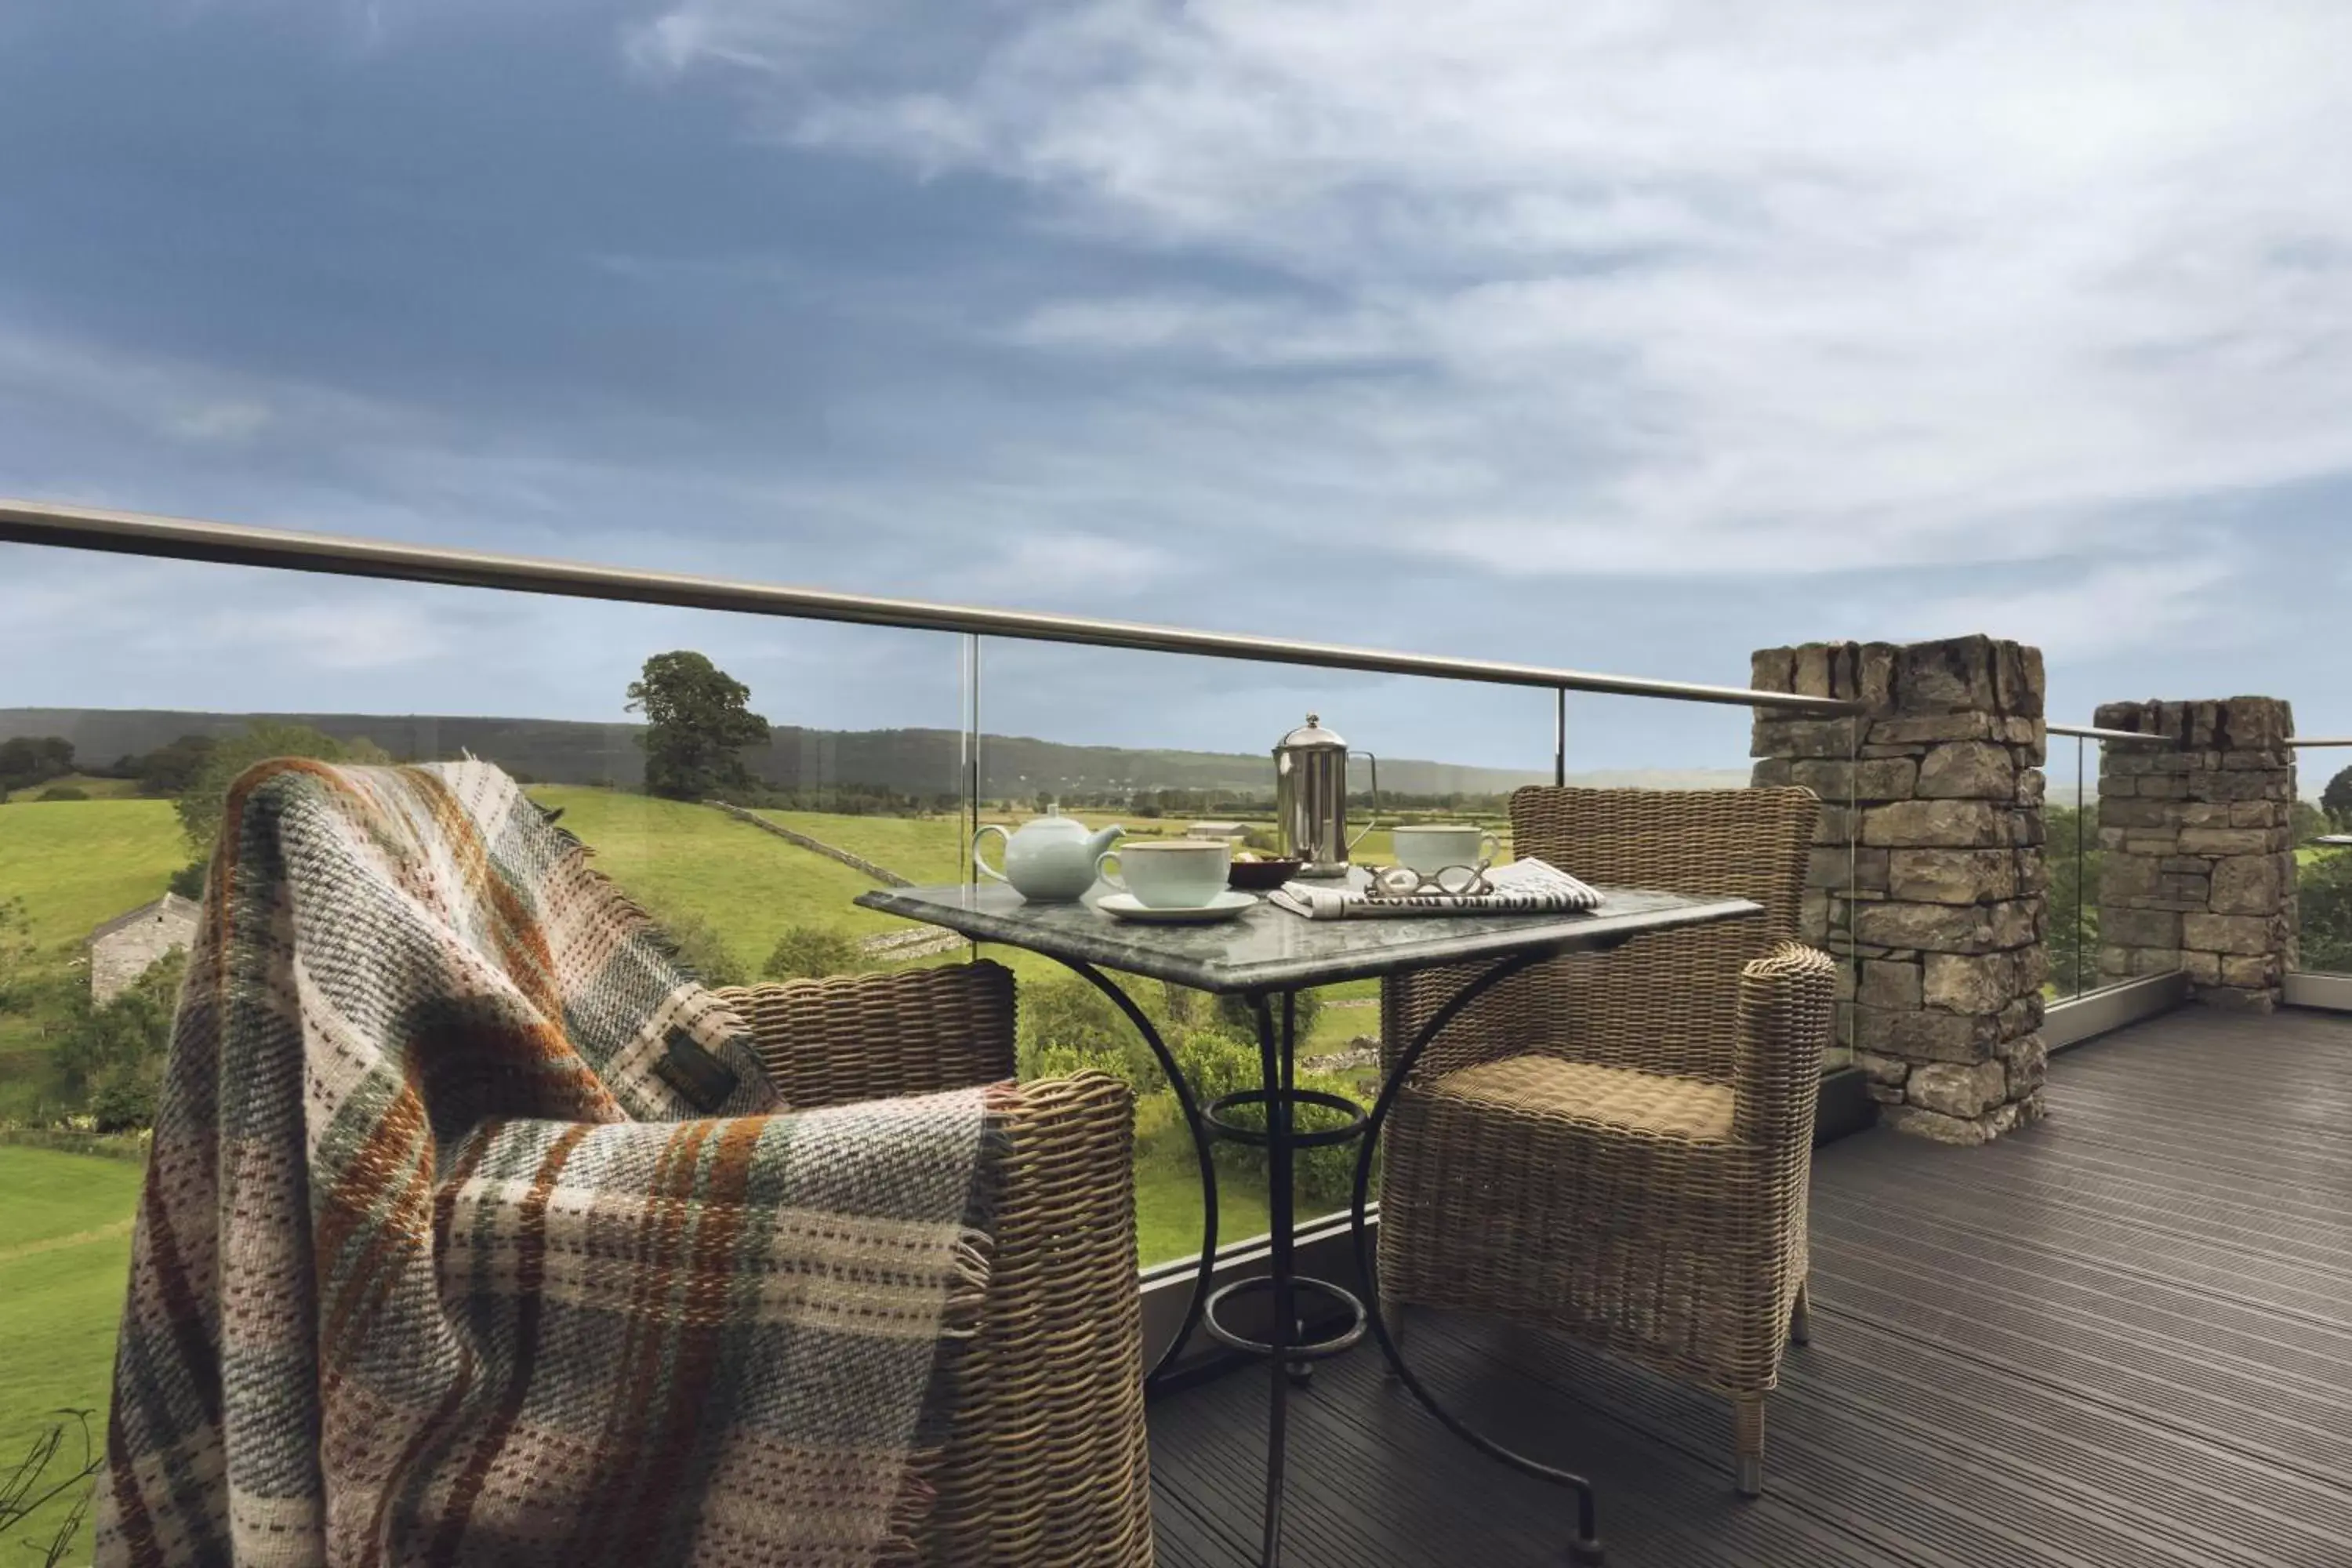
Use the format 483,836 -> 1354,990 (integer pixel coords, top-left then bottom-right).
5,1 -> 2352,773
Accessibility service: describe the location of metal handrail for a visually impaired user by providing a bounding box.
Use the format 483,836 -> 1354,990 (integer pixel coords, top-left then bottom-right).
2051,723 -> 2340,746
0,496 -> 1857,713
2047,724 -> 2172,742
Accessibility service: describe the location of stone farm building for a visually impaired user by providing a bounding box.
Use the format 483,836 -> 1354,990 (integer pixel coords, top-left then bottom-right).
89,892 -> 199,1003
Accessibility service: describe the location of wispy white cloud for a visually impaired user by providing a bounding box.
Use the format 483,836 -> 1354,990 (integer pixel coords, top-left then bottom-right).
966,528 -> 1182,597
622,0 -> 898,82
167,401 -> 274,445
1886,557 -> 2241,660
0,325 -> 396,460
634,0 -> 2352,588
1005,294 -> 1411,369
194,602 -> 445,670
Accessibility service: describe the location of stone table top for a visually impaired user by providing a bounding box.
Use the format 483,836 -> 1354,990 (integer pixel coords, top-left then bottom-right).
855,879 -> 1762,995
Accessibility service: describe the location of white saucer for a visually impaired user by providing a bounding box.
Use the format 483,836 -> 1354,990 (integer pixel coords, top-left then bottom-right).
1098,891 -> 1259,924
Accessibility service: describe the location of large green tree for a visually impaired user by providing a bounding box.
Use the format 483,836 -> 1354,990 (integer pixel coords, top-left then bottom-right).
2322,764 -> 2352,830
626,651 -> 770,800
127,734 -> 220,797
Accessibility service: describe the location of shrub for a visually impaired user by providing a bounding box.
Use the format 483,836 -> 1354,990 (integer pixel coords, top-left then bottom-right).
1019,975 -> 1362,1212
1290,1065 -> 1373,1212
0,895 -> 32,1012
1213,986 -> 1325,1047
167,861 -> 208,900
1156,1028 -> 1367,1210
35,784 -> 89,802
656,911 -> 746,988
86,1058 -> 162,1134
1171,1025 -> 1261,1106
1016,975 -> 1168,1091
2300,850 -> 2352,974
52,950 -> 187,1131
760,924 -> 863,982
1022,1037 -> 1138,1086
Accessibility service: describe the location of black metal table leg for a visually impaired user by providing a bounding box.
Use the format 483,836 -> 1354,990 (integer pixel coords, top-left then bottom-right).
1350,951 -> 1610,1566
1276,991 -> 1315,1389
1051,957 -> 1220,1389
1251,991 -> 1294,1566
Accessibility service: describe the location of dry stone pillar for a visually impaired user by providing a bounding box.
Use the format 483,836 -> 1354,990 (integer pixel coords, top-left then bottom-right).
2092,698 -> 2296,1011
1752,636 -> 2049,1145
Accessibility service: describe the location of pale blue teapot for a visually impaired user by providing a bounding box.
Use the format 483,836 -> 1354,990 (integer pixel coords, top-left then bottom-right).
973,808 -> 1125,902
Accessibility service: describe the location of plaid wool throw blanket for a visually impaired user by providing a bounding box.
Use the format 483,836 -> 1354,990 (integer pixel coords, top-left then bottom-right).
98,760 -> 1000,1566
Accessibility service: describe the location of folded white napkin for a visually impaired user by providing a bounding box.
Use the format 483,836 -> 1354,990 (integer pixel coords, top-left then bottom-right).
1269,857 -> 1605,920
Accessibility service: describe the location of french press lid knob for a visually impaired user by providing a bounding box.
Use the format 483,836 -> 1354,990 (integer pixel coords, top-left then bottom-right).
1276,713 -> 1348,751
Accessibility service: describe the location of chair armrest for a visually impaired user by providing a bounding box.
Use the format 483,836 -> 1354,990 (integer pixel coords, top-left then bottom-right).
717,960 -> 1017,1109
927,1069 -> 1151,1563
1731,941 -> 1838,1148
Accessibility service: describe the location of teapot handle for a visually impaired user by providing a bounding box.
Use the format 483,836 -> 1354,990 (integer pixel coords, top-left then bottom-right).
972,823 -> 1011,884
1346,750 -> 1380,851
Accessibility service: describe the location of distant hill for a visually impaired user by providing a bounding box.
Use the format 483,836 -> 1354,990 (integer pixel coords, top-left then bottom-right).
0,709 -> 1748,800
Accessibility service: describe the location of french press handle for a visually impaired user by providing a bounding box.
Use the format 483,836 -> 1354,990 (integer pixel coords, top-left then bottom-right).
1346,750 -> 1379,851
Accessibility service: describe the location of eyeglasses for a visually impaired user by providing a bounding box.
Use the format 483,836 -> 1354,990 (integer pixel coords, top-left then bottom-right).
1364,862 -> 1495,898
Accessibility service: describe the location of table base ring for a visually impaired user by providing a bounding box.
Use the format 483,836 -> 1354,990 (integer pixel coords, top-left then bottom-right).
1203,1087 -> 1368,1148
1202,1275 -> 1367,1362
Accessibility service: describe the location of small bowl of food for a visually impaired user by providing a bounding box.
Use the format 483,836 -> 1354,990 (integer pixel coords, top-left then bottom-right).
1226,851 -> 1304,891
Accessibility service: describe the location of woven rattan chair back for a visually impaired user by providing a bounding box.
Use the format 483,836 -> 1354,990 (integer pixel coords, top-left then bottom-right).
1385,786 -> 1820,1085
1511,786 -> 1814,937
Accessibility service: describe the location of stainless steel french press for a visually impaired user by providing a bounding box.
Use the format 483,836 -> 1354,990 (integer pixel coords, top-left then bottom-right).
1272,714 -> 1377,877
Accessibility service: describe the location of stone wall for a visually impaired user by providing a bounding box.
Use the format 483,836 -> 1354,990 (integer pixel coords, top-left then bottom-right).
1753,637 -> 2049,1145
2092,698 -> 2296,1011
707,800 -> 916,887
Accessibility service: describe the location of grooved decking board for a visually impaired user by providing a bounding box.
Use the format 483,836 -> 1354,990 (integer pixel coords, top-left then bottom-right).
1149,1004 -> 2352,1566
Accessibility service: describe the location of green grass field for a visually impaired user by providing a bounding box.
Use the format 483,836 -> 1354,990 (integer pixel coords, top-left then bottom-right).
0,1146 -> 145,1564
528,787 -> 953,978
1135,1163 -> 1272,1264
753,809 -> 968,885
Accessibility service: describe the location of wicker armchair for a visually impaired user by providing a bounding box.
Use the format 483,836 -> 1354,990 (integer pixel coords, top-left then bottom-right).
1376,787 -> 1837,1496
719,960 -> 1153,1566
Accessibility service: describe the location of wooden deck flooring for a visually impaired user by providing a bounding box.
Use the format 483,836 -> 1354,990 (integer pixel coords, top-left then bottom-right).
1147,1004 -> 2352,1566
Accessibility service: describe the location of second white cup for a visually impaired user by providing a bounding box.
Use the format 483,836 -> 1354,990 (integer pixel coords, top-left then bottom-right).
1390,825 -> 1501,877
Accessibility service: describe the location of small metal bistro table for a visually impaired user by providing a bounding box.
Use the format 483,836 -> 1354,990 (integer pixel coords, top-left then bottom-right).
858,877 -> 1761,1567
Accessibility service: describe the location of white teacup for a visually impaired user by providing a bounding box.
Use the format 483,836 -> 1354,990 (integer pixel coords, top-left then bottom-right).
1095,838 -> 1233,909
1391,825 -> 1501,877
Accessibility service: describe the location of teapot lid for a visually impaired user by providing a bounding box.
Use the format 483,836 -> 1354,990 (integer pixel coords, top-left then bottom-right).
1276,713 -> 1348,751
1020,804 -> 1083,831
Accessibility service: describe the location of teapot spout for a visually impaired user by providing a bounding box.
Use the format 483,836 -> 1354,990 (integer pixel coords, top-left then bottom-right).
1083,822 -> 1127,857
